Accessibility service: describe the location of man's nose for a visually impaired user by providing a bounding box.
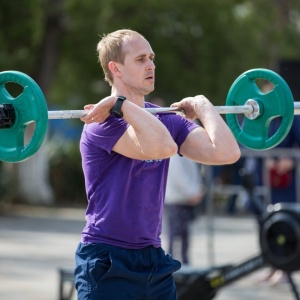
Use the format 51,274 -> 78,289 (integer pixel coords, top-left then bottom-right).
147,60 -> 155,70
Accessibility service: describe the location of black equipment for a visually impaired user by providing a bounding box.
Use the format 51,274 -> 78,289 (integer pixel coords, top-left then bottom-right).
174,171 -> 300,300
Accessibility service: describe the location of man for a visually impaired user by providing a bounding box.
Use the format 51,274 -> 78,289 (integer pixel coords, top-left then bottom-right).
76,29 -> 240,300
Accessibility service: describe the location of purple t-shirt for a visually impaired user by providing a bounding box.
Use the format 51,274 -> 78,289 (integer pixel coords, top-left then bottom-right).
80,102 -> 198,249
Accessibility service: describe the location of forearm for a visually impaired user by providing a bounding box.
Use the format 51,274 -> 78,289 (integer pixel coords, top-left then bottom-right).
193,97 -> 237,150
81,96 -> 177,159
121,101 -> 178,159
173,95 -> 240,164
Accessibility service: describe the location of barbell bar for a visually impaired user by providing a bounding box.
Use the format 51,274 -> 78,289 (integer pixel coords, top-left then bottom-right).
47,103 -> 255,119
46,100 -> 300,117
0,68 -> 296,162
43,101 -> 300,119
47,107 -> 185,119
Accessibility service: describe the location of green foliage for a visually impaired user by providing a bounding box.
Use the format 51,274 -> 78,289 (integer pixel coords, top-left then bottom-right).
0,0 -> 45,73
1,0 -> 300,106
50,0 -> 300,106
47,136 -> 86,205
1,0 -> 300,203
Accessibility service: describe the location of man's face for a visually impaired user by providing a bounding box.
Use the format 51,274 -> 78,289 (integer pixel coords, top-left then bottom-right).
117,36 -> 155,95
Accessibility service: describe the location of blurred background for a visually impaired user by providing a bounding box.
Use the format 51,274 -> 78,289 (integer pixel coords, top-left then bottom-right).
1,1 -> 300,299
1,0 -> 300,207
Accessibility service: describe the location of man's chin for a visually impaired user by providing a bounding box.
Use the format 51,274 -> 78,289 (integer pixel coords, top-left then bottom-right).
145,86 -> 155,95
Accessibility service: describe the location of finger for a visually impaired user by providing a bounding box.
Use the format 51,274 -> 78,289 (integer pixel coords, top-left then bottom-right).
81,112 -> 96,123
81,105 -> 96,122
83,104 -> 95,110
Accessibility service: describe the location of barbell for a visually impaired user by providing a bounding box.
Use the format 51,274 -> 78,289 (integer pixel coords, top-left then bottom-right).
0,68 -> 297,163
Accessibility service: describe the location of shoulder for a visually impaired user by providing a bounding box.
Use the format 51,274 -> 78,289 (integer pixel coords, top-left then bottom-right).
82,116 -> 129,146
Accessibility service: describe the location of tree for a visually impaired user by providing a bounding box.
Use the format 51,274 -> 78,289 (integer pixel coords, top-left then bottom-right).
0,0 -> 300,205
0,0 -> 67,204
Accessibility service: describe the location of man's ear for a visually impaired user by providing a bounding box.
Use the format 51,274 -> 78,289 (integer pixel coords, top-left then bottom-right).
108,61 -> 122,78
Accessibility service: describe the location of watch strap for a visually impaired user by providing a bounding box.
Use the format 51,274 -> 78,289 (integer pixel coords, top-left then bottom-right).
110,96 -> 126,118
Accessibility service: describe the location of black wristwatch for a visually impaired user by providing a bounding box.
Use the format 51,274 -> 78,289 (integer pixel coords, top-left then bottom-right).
110,96 -> 126,118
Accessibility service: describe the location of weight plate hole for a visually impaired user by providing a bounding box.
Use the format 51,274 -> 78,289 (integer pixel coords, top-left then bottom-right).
24,122 -> 36,147
268,116 -> 282,138
255,79 -> 274,94
4,82 -> 24,99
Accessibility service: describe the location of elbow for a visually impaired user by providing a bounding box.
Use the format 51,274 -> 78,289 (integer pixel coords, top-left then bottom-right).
162,141 -> 178,158
222,145 -> 241,165
144,140 -> 178,160
209,144 -> 241,165
228,147 -> 241,164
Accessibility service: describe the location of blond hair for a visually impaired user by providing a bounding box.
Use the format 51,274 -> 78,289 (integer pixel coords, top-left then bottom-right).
97,29 -> 144,86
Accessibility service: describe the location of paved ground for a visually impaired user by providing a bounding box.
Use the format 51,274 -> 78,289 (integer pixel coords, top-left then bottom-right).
0,205 -> 299,300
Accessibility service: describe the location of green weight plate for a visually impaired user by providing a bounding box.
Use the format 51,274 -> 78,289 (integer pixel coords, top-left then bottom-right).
0,71 -> 48,162
226,69 -> 294,150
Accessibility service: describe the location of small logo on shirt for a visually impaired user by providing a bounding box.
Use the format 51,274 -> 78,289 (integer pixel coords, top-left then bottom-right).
143,159 -> 164,163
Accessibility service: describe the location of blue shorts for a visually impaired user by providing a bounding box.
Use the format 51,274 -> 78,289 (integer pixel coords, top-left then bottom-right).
75,243 -> 181,300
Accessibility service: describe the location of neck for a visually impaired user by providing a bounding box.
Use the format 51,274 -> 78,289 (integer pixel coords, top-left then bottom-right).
111,87 -> 145,107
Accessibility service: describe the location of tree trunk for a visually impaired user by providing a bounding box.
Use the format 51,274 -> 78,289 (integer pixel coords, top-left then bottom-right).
17,0 -> 66,205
